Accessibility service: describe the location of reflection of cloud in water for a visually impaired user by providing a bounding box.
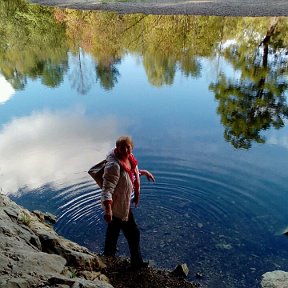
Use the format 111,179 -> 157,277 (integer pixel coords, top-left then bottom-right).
0,110 -> 120,194
0,75 -> 15,104
267,134 -> 288,149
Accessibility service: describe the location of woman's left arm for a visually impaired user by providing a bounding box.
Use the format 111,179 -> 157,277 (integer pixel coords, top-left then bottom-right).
139,169 -> 155,182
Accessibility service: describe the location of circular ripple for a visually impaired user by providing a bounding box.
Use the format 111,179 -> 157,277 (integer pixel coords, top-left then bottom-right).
53,152 -> 287,243
54,176 -> 103,238
50,149 -> 288,287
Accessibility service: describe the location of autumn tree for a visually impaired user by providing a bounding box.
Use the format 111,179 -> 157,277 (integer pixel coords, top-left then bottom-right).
0,0 -> 68,89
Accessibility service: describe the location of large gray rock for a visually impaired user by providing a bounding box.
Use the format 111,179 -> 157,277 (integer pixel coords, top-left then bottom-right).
34,224 -> 106,271
0,193 -> 113,288
11,250 -> 66,276
261,270 -> 288,288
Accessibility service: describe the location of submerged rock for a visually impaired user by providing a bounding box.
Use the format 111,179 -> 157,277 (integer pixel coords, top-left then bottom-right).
261,270 -> 288,288
195,272 -> 204,279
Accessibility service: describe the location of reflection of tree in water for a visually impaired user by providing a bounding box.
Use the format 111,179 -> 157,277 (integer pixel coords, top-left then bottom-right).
57,11 -> 223,88
7,70 -> 27,91
179,56 -> 201,78
2,1 -> 288,115
69,48 -> 94,95
210,17 -> 288,149
69,50 -> 121,94
143,53 -> 175,87
95,58 -> 120,91
30,60 -> 68,88
0,5 -> 232,92
0,0 -> 68,90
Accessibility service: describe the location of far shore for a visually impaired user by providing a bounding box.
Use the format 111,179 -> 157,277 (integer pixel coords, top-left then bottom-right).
28,0 -> 288,17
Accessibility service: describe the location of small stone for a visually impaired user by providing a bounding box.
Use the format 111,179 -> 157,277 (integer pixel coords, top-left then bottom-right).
45,213 -> 57,224
216,243 -> 233,250
79,271 -> 101,280
48,276 -> 75,286
172,263 -> 189,277
32,210 -> 45,222
98,274 -> 110,283
196,272 -> 203,278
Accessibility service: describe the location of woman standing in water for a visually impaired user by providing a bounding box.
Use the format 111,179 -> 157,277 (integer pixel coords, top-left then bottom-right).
101,136 -> 155,269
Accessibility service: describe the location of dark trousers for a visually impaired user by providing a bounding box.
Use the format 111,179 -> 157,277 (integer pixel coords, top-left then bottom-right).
104,210 -> 143,266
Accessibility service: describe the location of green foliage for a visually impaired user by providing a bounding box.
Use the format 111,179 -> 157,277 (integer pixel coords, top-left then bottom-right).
210,17 -> 288,149
0,0 -> 69,89
2,0 -> 288,122
18,212 -> 33,227
70,269 -> 78,278
95,60 -> 120,90
57,11 -> 230,88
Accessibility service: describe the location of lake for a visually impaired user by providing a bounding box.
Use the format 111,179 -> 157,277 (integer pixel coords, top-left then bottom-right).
1,1 -> 288,287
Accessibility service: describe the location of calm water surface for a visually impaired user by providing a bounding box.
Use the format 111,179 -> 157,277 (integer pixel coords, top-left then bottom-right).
1,1 -> 288,287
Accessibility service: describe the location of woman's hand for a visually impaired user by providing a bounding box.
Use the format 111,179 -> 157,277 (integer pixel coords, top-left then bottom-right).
104,203 -> 113,223
133,190 -> 140,208
139,170 -> 155,182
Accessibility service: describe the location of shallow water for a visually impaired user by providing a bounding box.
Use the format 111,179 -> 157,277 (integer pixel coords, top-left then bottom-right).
1,1 -> 288,287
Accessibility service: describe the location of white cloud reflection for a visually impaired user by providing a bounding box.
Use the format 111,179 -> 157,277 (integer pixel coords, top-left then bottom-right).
0,75 -> 15,105
0,110 -> 121,195
267,131 -> 288,149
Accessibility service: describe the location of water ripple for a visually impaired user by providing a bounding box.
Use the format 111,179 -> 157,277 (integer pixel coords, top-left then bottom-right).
54,152 -> 288,261
54,177 -> 103,236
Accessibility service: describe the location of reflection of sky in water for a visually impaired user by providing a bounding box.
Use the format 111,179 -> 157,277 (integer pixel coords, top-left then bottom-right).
0,53 -> 225,194
0,75 -> 15,105
1,50 -> 288,287
0,109 -> 120,193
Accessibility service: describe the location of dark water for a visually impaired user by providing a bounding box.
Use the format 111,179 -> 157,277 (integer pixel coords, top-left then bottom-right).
1,1 -> 288,287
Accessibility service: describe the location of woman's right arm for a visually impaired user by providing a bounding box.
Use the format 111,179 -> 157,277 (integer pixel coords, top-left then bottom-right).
101,162 -> 120,222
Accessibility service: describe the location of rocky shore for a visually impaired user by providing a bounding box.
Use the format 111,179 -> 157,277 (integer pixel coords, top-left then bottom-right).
1,193 -> 288,287
0,193 -> 198,288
